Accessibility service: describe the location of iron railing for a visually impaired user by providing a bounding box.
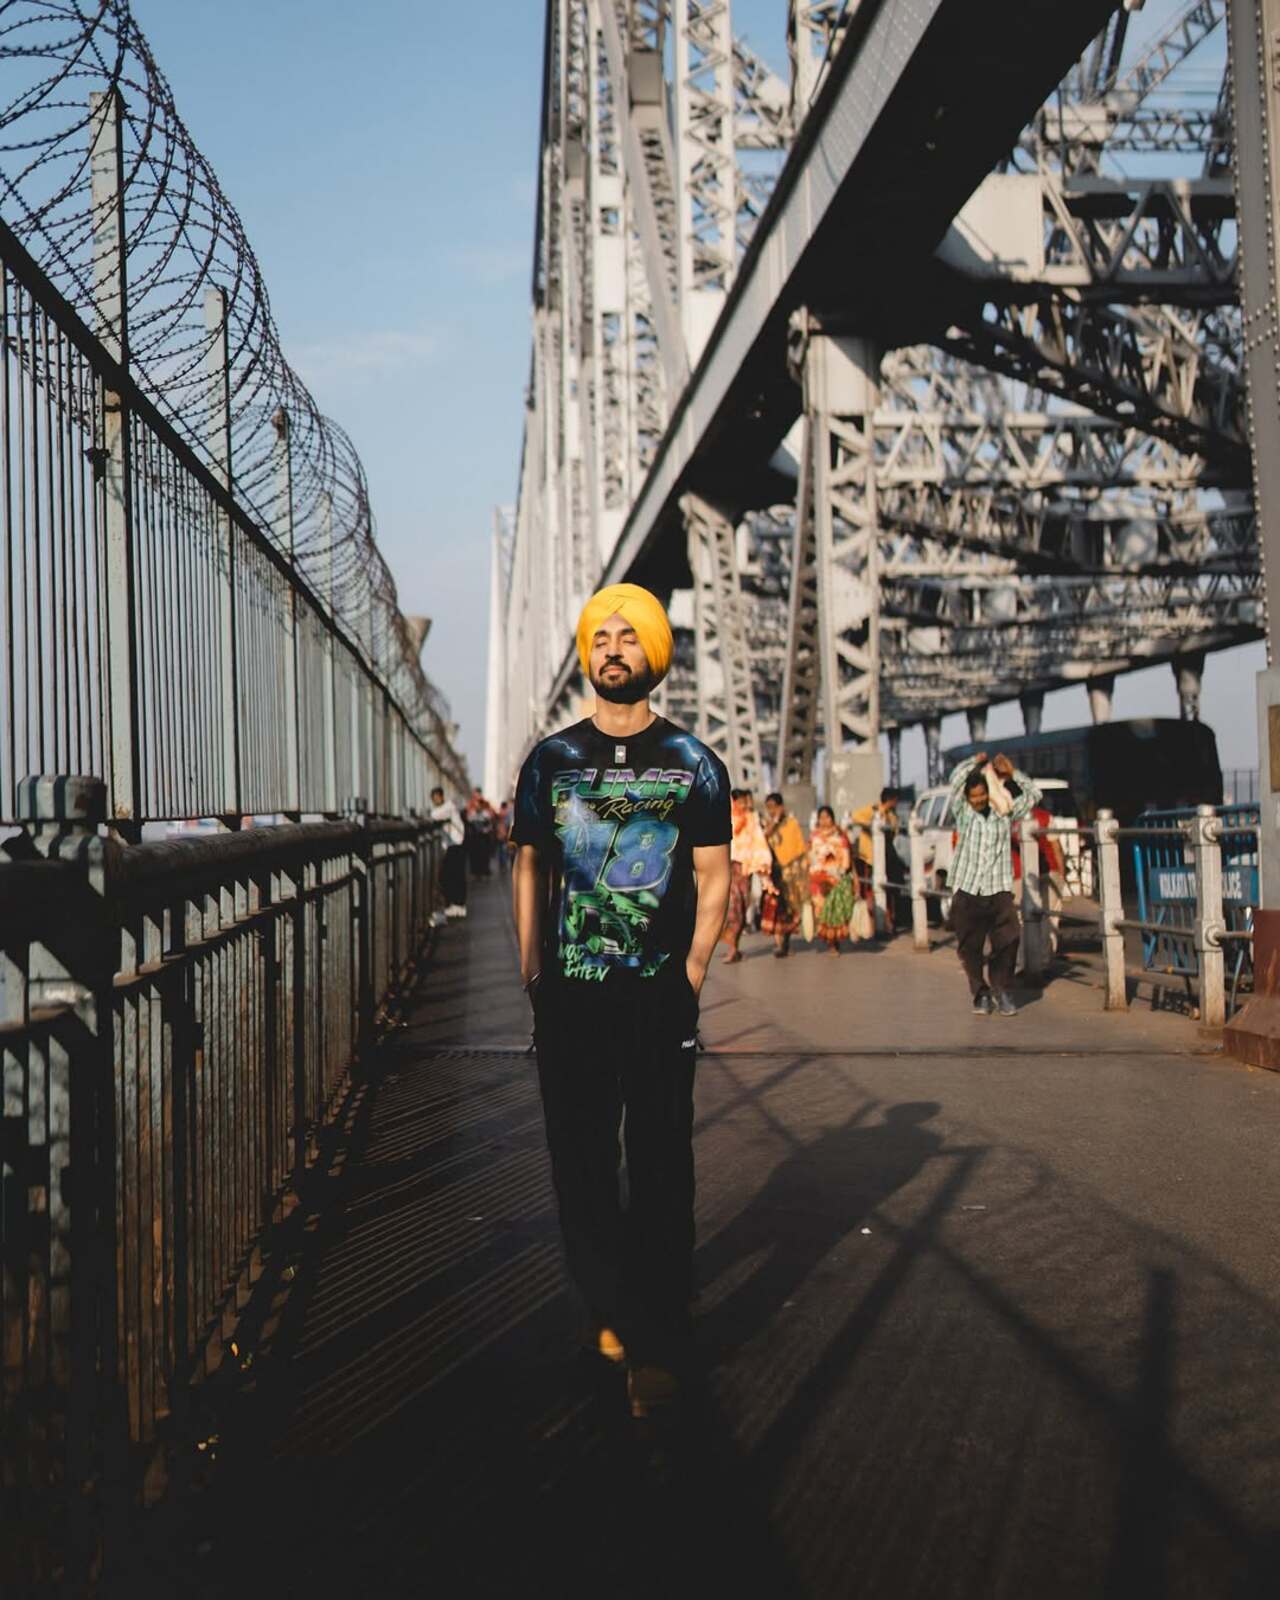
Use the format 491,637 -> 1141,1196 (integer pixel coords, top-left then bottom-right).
2,777 -> 443,1588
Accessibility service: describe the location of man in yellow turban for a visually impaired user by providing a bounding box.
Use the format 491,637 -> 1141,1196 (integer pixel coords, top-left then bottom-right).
510,582 -> 731,1419
574,581 -> 675,701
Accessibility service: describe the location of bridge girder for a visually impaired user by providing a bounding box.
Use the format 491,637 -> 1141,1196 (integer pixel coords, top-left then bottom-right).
497,1 -> 1258,794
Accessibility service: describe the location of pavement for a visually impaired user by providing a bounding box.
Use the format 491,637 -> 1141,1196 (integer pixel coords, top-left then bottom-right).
129,873 -> 1280,1599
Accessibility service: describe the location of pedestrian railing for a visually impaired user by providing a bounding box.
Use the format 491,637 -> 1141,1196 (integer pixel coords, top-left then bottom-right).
1,776 -> 443,1586
900,806 -> 1251,1027
1095,805 -> 1254,1027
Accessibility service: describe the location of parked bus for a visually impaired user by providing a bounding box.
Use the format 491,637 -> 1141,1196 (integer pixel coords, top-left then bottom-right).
943,718 -> 1222,826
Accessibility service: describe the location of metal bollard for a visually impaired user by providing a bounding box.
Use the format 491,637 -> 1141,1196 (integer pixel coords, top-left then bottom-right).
1019,815 -> 1049,981
1191,804 -> 1226,1027
1095,808 -> 1126,1010
909,815 -> 929,952
871,812 -> 888,935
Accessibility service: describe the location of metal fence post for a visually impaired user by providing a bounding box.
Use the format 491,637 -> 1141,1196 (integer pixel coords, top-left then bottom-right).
204,286 -> 240,820
89,92 -> 140,828
1192,804 -> 1227,1027
319,490 -> 339,814
2,775 -> 121,1583
871,812 -> 888,935
909,815 -> 928,952
1019,816 -> 1049,981
1096,808 -> 1127,1010
272,406 -> 302,816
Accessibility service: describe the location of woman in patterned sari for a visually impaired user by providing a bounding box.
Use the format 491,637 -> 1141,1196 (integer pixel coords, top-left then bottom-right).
763,791 -> 809,958
809,805 -> 854,954
722,789 -> 774,962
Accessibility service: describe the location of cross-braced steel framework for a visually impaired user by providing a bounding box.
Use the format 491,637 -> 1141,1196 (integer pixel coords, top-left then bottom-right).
489,0 -> 1265,799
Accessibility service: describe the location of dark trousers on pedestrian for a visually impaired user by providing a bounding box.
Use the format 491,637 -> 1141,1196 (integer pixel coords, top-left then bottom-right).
441,844 -> 467,908
533,971 -> 699,1369
467,830 -> 492,877
951,888 -> 1021,998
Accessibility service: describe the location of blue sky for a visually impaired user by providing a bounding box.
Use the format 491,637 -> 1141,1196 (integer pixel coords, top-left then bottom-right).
131,0 -> 1262,786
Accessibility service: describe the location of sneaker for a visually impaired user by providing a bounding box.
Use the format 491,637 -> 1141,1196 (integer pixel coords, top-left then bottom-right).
972,992 -> 992,1016
596,1327 -> 626,1366
994,991 -> 1017,1017
430,911 -> 447,928
627,1364 -> 679,1419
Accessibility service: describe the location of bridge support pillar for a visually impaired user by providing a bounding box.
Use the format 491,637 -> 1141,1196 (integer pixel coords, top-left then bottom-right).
1088,674 -> 1116,725
923,717 -> 942,786
1173,651 -> 1205,721
1020,691 -> 1044,738
966,707 -> 988,747
887,728 -> 902,789
782,318 -> 881,788
682,493 -> 763,790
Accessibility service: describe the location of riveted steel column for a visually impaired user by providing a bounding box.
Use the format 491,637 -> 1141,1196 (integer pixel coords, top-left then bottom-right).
887,727 -> 902,789
89,91 -> 139,827
204,287 -> 239,820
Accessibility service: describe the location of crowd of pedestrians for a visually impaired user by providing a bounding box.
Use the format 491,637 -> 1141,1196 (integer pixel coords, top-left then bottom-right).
723,787 -> 908,961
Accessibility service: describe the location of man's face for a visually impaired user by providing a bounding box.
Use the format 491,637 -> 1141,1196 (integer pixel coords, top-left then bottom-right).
589,612 -> 653,705
431,790 -> 444,805
765,799 -> 783,823
966,783 -> 990,815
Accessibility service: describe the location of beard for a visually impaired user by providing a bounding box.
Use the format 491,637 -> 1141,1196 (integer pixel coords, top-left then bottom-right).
590,659 -> 655,705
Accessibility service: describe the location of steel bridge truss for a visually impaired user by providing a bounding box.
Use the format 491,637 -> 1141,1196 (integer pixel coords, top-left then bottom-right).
493,0 -> 1263,798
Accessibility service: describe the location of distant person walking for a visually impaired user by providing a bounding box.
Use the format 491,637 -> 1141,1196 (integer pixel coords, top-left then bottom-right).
763,792 -> 808,957
809,806 -> 854,954
465,787 -> 495,878
723,789 -> 772,962
947,753 -> 1041,1016
511,583 -> 731,1419
430,786 -> 467,920
494,797 -> 514,873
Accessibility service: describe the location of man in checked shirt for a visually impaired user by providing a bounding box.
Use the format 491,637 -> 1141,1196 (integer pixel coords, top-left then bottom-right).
947,752 -> 1042,1016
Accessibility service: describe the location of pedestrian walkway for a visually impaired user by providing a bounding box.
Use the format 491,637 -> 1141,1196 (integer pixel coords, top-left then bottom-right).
139,878 -> 1280,1599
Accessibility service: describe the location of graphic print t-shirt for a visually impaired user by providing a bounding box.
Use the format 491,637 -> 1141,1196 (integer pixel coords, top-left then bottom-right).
512,717 -> 731,983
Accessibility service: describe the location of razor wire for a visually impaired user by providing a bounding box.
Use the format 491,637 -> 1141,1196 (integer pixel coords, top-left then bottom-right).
0,0 -> 461,774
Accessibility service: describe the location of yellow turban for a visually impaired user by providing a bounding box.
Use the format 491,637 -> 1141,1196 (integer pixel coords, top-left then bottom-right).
576,583 -> 673,684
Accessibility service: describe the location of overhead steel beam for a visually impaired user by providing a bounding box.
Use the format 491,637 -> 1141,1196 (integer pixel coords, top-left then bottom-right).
542,0 -> 1121,712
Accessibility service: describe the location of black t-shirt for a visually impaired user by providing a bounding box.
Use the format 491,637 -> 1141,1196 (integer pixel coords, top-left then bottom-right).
512,716 -> 731,984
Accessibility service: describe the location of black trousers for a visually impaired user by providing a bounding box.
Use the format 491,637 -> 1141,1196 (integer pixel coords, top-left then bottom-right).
440,844 -> 467,907
951,889 -> 1021,997
533,971 -> 699,1367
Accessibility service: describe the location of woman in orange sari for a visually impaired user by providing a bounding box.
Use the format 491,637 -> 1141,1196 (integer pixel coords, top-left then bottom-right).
763,791 -> 809,958
809,806 -> 854,954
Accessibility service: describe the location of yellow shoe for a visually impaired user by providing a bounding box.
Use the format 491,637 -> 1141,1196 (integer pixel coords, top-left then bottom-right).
596,1327 -> 626,1365
627,1364 -> 679,1419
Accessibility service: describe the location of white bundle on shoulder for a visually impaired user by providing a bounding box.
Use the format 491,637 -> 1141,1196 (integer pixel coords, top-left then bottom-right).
982,762 -> 1013,816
